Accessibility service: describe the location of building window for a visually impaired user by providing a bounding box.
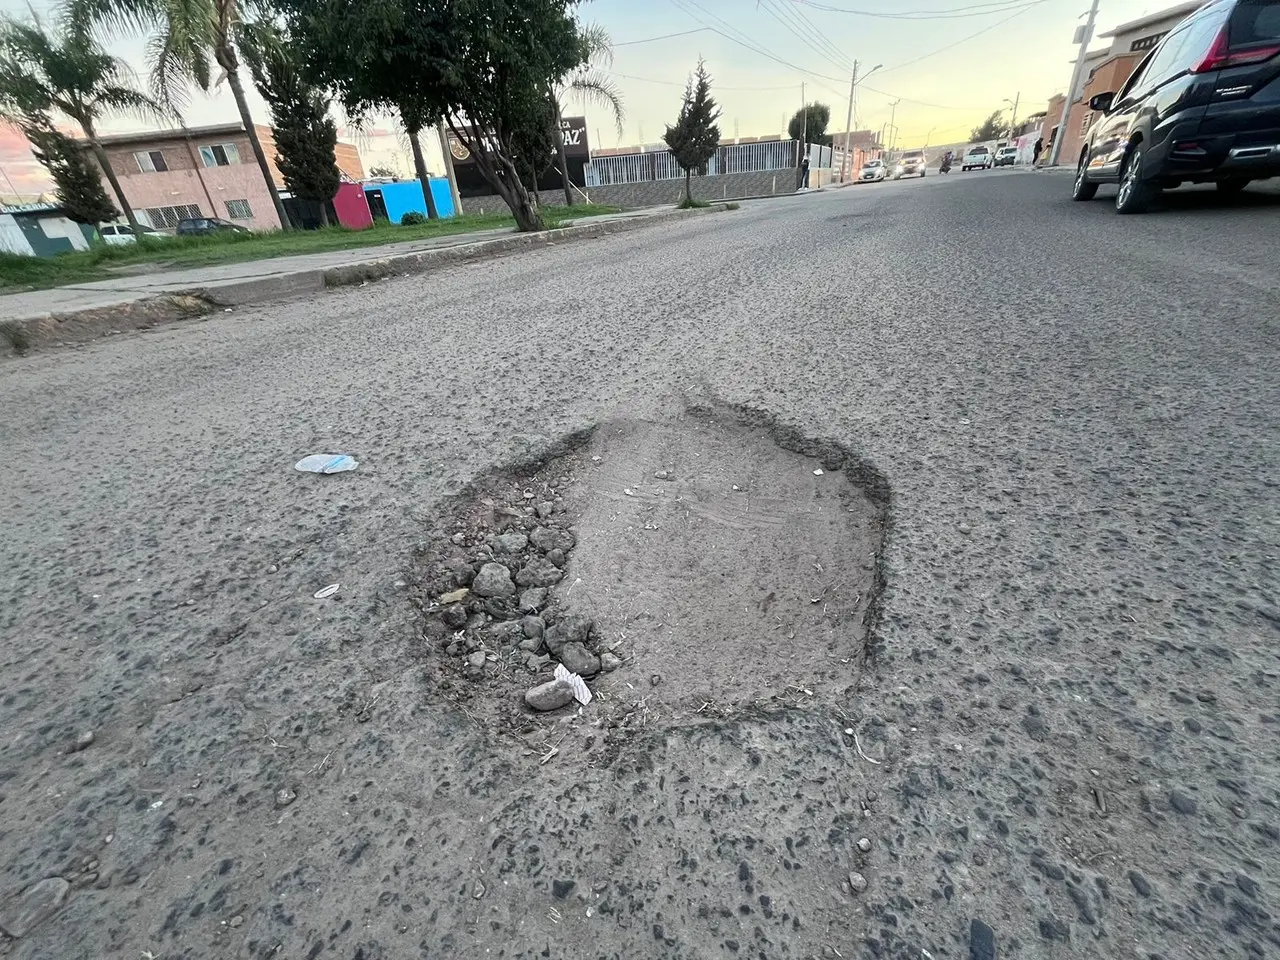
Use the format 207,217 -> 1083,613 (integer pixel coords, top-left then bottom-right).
199,143 -> 241,167
134,150 -> 169,173
225,199 -> 253,220
144,203 -> 203,228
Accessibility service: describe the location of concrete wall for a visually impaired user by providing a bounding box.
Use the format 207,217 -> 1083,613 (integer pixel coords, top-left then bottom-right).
460,170 -> 797,215
368,179 -> 456,222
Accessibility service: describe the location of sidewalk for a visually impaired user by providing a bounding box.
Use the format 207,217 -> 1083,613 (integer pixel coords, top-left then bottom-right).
2,207 -> 706,351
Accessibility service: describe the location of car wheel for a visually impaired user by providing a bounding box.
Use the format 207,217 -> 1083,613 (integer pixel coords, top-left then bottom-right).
1115,145 -> 1155,214
1216,178 -> 1251,194
1071,152 -> 1098,201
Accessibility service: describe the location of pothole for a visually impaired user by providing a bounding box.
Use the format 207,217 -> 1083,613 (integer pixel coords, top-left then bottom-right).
413,404 -> 888,761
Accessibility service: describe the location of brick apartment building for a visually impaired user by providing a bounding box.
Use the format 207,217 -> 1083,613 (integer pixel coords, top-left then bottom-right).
84,123 -> 365,231
1040,1 -> 1205,165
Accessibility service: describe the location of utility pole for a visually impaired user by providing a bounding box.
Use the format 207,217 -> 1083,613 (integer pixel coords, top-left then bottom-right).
1049,0 -> 1100,167
887,99 -> 901,156
436,119 -> 462,217
1005,93 -> 1020,139
840,61 -> 882,182
800,82 -> 808,174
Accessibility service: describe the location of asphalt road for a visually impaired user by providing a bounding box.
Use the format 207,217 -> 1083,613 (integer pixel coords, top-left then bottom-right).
2,170 -> 1278,959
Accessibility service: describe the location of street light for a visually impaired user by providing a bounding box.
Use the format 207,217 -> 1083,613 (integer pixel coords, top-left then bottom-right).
1003,94 -> 1020,139
840,62 -> 882,182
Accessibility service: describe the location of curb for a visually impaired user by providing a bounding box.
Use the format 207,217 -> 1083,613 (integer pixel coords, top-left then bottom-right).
4,206 -> 715,355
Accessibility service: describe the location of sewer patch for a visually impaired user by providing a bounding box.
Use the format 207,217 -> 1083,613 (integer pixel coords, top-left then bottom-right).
413,405 -> 888,760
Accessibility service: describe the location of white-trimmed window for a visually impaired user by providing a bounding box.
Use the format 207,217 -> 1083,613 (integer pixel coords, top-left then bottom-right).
134,150 -> 169,173
144,203 -> 202,228
199,143 -> 241,167
225,199 -> 253,220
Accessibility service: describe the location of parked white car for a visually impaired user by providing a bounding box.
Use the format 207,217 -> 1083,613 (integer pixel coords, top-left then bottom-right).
858,159 -> 888,182
99,223 -> 171,246
961,146 -> 994,171
993,146 -> 1019,168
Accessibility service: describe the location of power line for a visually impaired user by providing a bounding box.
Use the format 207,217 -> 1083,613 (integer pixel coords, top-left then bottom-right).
875,3 -> 1046,75
609,70 -> 803,92
615,28 -> 712,46
791,0 -> 1049,19
668,0 -> 849,84
758,0 -> 852,73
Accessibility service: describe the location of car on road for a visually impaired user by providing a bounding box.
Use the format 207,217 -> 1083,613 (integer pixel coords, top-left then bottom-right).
858,158 -> 889,182
894,150 -> 928,178
962,146 -> 993,171
176,217 -> 252,237
98,223 -> 171,246
1072,0 -> 1280,213
993,146 -> 1019,167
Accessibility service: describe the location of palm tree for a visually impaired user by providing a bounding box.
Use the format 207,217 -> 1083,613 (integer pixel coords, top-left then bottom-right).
0,13 -> 165,231
553,22 -> 623,206
72,0 -> 290,228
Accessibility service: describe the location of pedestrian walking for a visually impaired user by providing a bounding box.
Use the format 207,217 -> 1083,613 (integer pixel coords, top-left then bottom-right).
1032,137 -> 1044,167
801,155 -> 811,189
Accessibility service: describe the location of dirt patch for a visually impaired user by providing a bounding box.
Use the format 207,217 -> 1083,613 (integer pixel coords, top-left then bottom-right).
413,405 -> 886,762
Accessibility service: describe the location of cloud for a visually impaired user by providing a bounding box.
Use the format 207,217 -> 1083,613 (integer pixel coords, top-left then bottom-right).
0,122 -> 52,195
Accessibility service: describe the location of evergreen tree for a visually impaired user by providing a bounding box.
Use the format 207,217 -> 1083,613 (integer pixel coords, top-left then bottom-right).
788,103 -> 832,147
25,113 -> 117,224
241,22 -> 339,227
663,60 -> 721,207
970,110 -> 1009,143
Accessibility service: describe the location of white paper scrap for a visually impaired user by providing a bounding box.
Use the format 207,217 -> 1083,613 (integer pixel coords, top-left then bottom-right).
554,663 -> 593,706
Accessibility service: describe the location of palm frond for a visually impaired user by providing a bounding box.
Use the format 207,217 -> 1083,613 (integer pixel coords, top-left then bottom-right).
577,22 -> 614,69
567,68 -> 624,137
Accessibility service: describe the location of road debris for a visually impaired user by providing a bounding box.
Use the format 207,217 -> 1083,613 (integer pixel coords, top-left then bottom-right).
294,454 -> 359,474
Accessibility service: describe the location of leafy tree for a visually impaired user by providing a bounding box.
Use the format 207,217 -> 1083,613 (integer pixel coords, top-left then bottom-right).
72,0 -> 291,228
240,21 -> 339,226
551,22 -> 623,206
276,0 -> 589,232
788,102 -> 831,146
969,110 -> 1009,143
663,59 -> 721,207
0,12 -> 165,231
25,112 -> 118,224
368,164 -> 398,179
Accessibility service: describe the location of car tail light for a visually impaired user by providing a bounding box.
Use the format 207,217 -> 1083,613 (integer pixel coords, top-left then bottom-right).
1192,27 -> 1280,73
1172,140 -> 1207,155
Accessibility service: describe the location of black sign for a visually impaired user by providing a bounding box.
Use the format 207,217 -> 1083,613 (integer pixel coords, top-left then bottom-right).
1130,31 -> 1167,52
559,116 -> 589,158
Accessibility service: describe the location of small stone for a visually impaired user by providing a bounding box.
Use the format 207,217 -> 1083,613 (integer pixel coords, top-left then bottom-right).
441,604 -> 468,629
275,788 -> 296,808
654,470 -> 671,480
516,557 -> 563,588
519,636 -> 541,652
472,562 -> 516,598
525,679 -> 574,712
600,652 -> 623,672
544,615 -> 592,655
847,871 -> 867,894
438,587 -> 469,605
466,651 -> 487,671
443,557 -> 474,586
558,642 -> 601,677
857,837 -> 872,853
521,616 -> 545,638
451,532 -> 466,545
546,548 -> 567,568
229,914 -> 244,928
525,653 -> 551,672
1038,918 -> 1070,941
1169,790 -> 1198,815
651,674 -> 662,687
0,877 -> 70,938
491,532 -> 528,554
552,879 -> 576,900
536,501 -> 554,519
473,881 -> 486,900
485,621 -> 524,646
69,730 -> 95,753
519,588 -> 548,612
530,526 -> 576,553
969,919 -> 996,960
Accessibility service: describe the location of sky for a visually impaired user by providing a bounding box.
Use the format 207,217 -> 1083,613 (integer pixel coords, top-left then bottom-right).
1,0 -> 1179,196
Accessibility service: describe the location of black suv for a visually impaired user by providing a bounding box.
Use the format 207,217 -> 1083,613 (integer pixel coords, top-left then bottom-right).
1072,0 -> 1280,213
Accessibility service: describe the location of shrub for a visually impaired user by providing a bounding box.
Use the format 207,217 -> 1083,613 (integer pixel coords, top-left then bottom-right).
400,211 -> 427,226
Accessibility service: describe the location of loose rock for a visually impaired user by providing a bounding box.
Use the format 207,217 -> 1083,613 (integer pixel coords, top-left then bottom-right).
600,651 -> 623,672
441,604 -> 468,629
530,526 -> 576,553
516,557 -> 562,588
275,788 -> 297,808
847,871 -> 868,895
466,651 -> 487,671
857,837 -> 872,853
519,588 -> 548,612
69,730 -> 95,753
525,679 -> 574,712
491,532 -> 528,554
544,615 -> 593,655
1169,790 -> 1198,815
472,562 -> 516,598
437,587 -> 469,605
520,615 -> 545,639
969,919 -> 996,960
558,641 -> 601,678
485,621 -> 524,647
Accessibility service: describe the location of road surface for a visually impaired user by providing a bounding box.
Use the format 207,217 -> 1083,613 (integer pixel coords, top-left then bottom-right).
2,171 -> 1278,959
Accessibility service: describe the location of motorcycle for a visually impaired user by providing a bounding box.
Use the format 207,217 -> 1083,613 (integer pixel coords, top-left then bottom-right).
939,157 -> 953,174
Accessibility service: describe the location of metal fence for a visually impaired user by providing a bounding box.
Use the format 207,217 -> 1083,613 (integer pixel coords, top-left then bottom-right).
585,139 -> 802,186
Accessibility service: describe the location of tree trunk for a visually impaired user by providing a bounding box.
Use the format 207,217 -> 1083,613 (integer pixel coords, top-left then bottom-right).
224,62 -> 290,230
436,119 -> 462,216
685,169 -> 692,206
407,127 -> 441,219
84,120 -> 139,232
318,203 -> 330,227
553,103 -> 573,207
